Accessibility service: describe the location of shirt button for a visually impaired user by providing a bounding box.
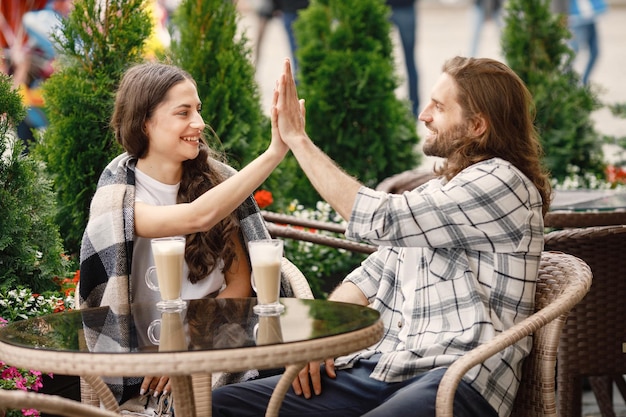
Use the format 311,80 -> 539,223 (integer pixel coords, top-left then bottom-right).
397,321 -> 403,328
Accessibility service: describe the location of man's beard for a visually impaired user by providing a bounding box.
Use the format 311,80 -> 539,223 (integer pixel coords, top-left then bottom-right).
422,122 -> 469,159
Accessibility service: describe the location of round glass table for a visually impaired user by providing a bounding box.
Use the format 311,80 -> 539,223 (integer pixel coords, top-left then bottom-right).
0,297 -> 383,417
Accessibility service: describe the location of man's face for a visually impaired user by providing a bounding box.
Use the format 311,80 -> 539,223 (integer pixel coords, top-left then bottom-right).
418,73 -> 469,158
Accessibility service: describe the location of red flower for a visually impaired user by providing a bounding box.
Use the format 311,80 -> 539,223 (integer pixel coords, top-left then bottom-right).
254,190 -> 273,209
606,165 -> 626,184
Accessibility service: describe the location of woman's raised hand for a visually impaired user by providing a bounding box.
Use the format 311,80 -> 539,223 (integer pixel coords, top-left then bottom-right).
269,83 -> 289,158
276,58 -> 307,147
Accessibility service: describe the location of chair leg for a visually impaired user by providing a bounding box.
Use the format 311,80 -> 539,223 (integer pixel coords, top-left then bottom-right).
589,376 -> 616,417
614,375 -> 626,404
558,375 -> 583,417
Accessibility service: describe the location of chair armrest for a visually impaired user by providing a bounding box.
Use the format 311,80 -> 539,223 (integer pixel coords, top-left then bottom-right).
0,389 -> 120,417
436,268 -> 588,417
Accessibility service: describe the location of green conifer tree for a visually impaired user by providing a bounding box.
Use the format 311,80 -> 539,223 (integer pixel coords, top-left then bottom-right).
502,0 -> 604,183
291,0 -> 420,206
35,0 -> 152,254
1,72 -> 67,292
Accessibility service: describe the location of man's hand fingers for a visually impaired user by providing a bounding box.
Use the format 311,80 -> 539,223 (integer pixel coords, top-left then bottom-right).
324,358 -> 336,379
297,365 -> 313,399
309,361 -> 323,396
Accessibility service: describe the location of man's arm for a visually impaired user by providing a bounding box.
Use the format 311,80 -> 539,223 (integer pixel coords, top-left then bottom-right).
276,58 -> 362,221
328,282 -> 368,306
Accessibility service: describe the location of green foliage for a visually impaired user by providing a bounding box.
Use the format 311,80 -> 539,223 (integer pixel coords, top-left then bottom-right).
0,286 -> 66,322
34,0 -> 152,254
0,74 -> 26,132
608,102 -> 626,119
502,0 -> 605,184
285,238 -> 366,299
287,0 -> 420,206
168,0 -> 268,169
0,73 -> 68,293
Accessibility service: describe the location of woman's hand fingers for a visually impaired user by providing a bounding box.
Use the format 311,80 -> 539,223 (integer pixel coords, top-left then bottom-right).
140,376 -> 170,396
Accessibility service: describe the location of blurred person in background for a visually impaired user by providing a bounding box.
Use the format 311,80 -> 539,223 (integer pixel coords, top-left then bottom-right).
22,0 -> 73,66
277,0 -> 309,78
387,0 -> 419,118
0,0 -> 48,88
468,0 -> 503,57
568,0 -> 607,86
1,0 -> 60,151
249,0 -> 282,65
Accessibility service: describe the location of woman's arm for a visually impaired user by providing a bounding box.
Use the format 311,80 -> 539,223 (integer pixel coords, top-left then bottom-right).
135,89 -> 288,238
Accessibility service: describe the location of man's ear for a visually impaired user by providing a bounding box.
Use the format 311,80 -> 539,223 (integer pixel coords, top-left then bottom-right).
470,114 -> 487,137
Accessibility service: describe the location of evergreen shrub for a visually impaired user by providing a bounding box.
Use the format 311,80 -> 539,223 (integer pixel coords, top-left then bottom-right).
502,0 -> 605,183
0,72 -> 68,293
35,0 -> 152,254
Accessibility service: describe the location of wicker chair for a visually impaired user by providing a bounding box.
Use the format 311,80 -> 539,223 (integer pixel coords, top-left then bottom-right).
77,257 -> 313,415
0,388 -> 119,417
544,225 -> 626,417
436,251 -> 593,417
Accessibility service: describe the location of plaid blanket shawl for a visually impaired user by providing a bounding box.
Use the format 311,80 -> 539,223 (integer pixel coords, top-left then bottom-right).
79,152 -> 292,403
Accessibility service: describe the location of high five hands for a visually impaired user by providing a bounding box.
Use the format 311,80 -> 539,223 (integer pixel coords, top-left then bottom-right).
273,58 -> 307,150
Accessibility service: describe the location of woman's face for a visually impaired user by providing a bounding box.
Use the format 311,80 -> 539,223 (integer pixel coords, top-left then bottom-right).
144,79 -> 205,164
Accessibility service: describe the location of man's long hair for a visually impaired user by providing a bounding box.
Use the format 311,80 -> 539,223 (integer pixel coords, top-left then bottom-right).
436,56 -> 552,215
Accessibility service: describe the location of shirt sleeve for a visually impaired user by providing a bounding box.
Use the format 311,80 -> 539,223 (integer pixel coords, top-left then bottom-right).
343,246 -> 399,303
346,159 -> 543,254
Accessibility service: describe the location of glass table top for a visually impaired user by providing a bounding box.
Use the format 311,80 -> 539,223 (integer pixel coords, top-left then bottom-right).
0,298 -> 380,355
550,189 -> 626,212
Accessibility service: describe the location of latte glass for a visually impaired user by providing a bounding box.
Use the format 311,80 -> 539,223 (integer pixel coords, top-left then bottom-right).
145,236 -> 187,310
248,239 -> 284,315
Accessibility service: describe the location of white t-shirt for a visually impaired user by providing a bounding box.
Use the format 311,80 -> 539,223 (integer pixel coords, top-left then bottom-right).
131,167 -> 226,306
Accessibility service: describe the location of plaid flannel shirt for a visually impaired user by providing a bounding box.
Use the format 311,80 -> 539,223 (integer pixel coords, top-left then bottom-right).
335,158 -> 544,417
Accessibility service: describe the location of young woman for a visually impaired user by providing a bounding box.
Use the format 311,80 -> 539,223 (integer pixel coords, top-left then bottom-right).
79,61 -> 288,405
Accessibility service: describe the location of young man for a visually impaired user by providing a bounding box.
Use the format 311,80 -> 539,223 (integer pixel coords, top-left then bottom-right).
212,57 -> 551,417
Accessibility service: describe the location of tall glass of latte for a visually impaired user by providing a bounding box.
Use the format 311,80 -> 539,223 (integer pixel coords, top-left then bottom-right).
145,236 -> 187,310
248,239 -> 284,315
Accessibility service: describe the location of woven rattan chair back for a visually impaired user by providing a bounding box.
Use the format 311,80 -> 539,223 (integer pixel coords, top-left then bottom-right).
436,251 -> 592,417
544,225 -> 626,417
